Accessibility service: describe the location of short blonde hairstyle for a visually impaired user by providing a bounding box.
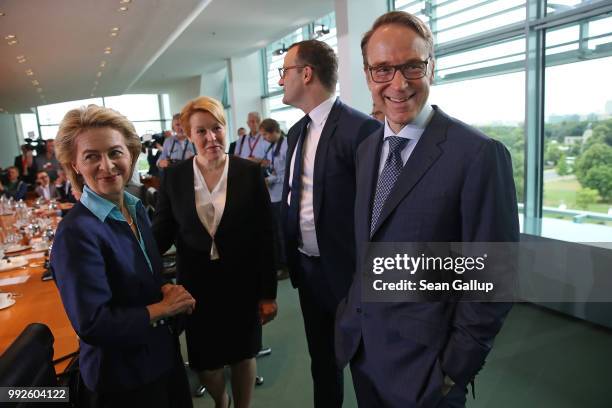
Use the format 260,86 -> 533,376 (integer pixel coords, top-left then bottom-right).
180,96 -> 227,139
55,104 -> 141,193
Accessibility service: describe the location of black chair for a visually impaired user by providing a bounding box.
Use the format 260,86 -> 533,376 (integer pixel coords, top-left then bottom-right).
0,323 -> 58,407
145,186 -> 158,220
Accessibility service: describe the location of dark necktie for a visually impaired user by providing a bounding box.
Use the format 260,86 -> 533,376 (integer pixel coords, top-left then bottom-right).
370,136 -> 409,237
286,114 -> 311,245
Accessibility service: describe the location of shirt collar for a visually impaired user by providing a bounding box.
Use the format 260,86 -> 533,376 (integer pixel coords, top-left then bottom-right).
308,96 -> 337,128
383,103 -> 433,139
80,185 -> 142,222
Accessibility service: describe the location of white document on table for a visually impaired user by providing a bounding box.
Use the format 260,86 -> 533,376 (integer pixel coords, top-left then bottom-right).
0,274 -> 30,287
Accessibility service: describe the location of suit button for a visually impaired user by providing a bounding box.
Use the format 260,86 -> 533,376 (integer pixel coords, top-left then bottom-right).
356,307 -> 362,314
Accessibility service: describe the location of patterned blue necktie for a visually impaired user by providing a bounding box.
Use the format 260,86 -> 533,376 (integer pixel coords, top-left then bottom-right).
370,136 -> 409,237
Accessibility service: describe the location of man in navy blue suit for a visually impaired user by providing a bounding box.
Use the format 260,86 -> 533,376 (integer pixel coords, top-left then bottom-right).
335,11 -> 520,408
279,40 -> 381,407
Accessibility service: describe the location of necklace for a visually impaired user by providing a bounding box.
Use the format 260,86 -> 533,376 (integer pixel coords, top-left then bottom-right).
121,206 -> 134,227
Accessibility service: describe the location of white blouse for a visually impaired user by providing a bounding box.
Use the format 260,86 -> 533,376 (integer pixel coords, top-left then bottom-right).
193,157 -> 229,259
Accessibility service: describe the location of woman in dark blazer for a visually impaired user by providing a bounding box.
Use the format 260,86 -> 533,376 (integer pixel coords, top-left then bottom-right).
153,96 -> 277,408
51,105 -> 195,408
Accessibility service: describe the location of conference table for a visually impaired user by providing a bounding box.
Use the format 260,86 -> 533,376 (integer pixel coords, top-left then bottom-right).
0,209 -> 78,373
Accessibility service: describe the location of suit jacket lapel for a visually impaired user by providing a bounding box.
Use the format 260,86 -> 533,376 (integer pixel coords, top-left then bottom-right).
181,158 -> 211,239
281,115 -> 308,218
313,98 -> 341,223
216,156 -> 237,236
370,108 -> 449,238
356,129 -> 383,244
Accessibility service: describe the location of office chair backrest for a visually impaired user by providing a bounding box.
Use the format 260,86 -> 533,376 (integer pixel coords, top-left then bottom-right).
0,323 -> 58,388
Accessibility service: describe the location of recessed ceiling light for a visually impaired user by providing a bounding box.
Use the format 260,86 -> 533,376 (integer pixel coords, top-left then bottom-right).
96,71 -> 102,78
31,80 -> 39,86
16,55 -> 25,59
120,0 -> 131,3
118,6 -> 128,11
0,12 -> 5,17
4,34 -> 16,40
111,27 -> 120,32
36,88 -> 43,93
7,40 -> 18,45
99,61 -> 106,68
17,56 -> 26,63
25,69 -> 34,76
104,47 -> 112,54
110,32 -> 118,37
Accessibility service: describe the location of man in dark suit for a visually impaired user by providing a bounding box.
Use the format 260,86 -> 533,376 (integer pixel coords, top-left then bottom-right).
279,39 -> 381,407
335,11 -> 520,408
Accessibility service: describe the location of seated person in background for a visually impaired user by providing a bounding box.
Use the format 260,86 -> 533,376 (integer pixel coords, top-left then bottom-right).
14,144 -> 38,185
51,104 -> 195,408
54,169 -> 77,203
35,170 -> 61,201
157,113 -> 196,170
34,139 -> 61,180
0,167 -> 27,200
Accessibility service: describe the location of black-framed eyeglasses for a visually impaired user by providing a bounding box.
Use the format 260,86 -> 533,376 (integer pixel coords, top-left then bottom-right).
278,65 -> 308,79
367,58 -> 430,83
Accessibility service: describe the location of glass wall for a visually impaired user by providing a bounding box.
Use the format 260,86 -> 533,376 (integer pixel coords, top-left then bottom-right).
542,13 -> 612,240
393,0 -> 612,241
19,94 -> 171,175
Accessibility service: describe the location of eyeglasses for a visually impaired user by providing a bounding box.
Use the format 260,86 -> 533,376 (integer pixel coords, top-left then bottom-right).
278,65 -> 308,79
367,58 -> 430,83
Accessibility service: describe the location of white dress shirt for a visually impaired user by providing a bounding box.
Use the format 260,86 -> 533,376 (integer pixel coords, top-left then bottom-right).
288,96 -> 337,257
378,104 -> 434,175
193,157 -> 229,259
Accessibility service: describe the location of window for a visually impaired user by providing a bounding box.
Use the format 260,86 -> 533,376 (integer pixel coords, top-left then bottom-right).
394,0 -> 527,46
19,94 -> 172,175
430,72 -> 525,207
391,1 -> 612,241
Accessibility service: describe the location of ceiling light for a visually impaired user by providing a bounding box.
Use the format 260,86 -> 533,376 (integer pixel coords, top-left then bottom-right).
120,0 -> 131,3
7,40 -> 18,45
4,34 -> 16,40
36,88 -> 43,93
25,69 -> 34,76
314,25 -> 330,39
0,12 -> 5,17
118,6 -> 128,11
111,27 -> 120,32
104,47 -> 112,54
99,61 -> 106,68
97,71 -> 102,78
31,80 -> 39,86
17,56 -> 26,63
273,44 -> 287,56
110,32 -> 118,37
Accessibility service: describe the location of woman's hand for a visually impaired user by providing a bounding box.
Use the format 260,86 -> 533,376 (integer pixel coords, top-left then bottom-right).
259,299 -> 278,325
147,284 -> 196,322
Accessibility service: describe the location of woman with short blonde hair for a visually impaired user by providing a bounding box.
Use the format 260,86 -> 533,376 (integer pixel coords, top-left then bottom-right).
154,96 -> 278,408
